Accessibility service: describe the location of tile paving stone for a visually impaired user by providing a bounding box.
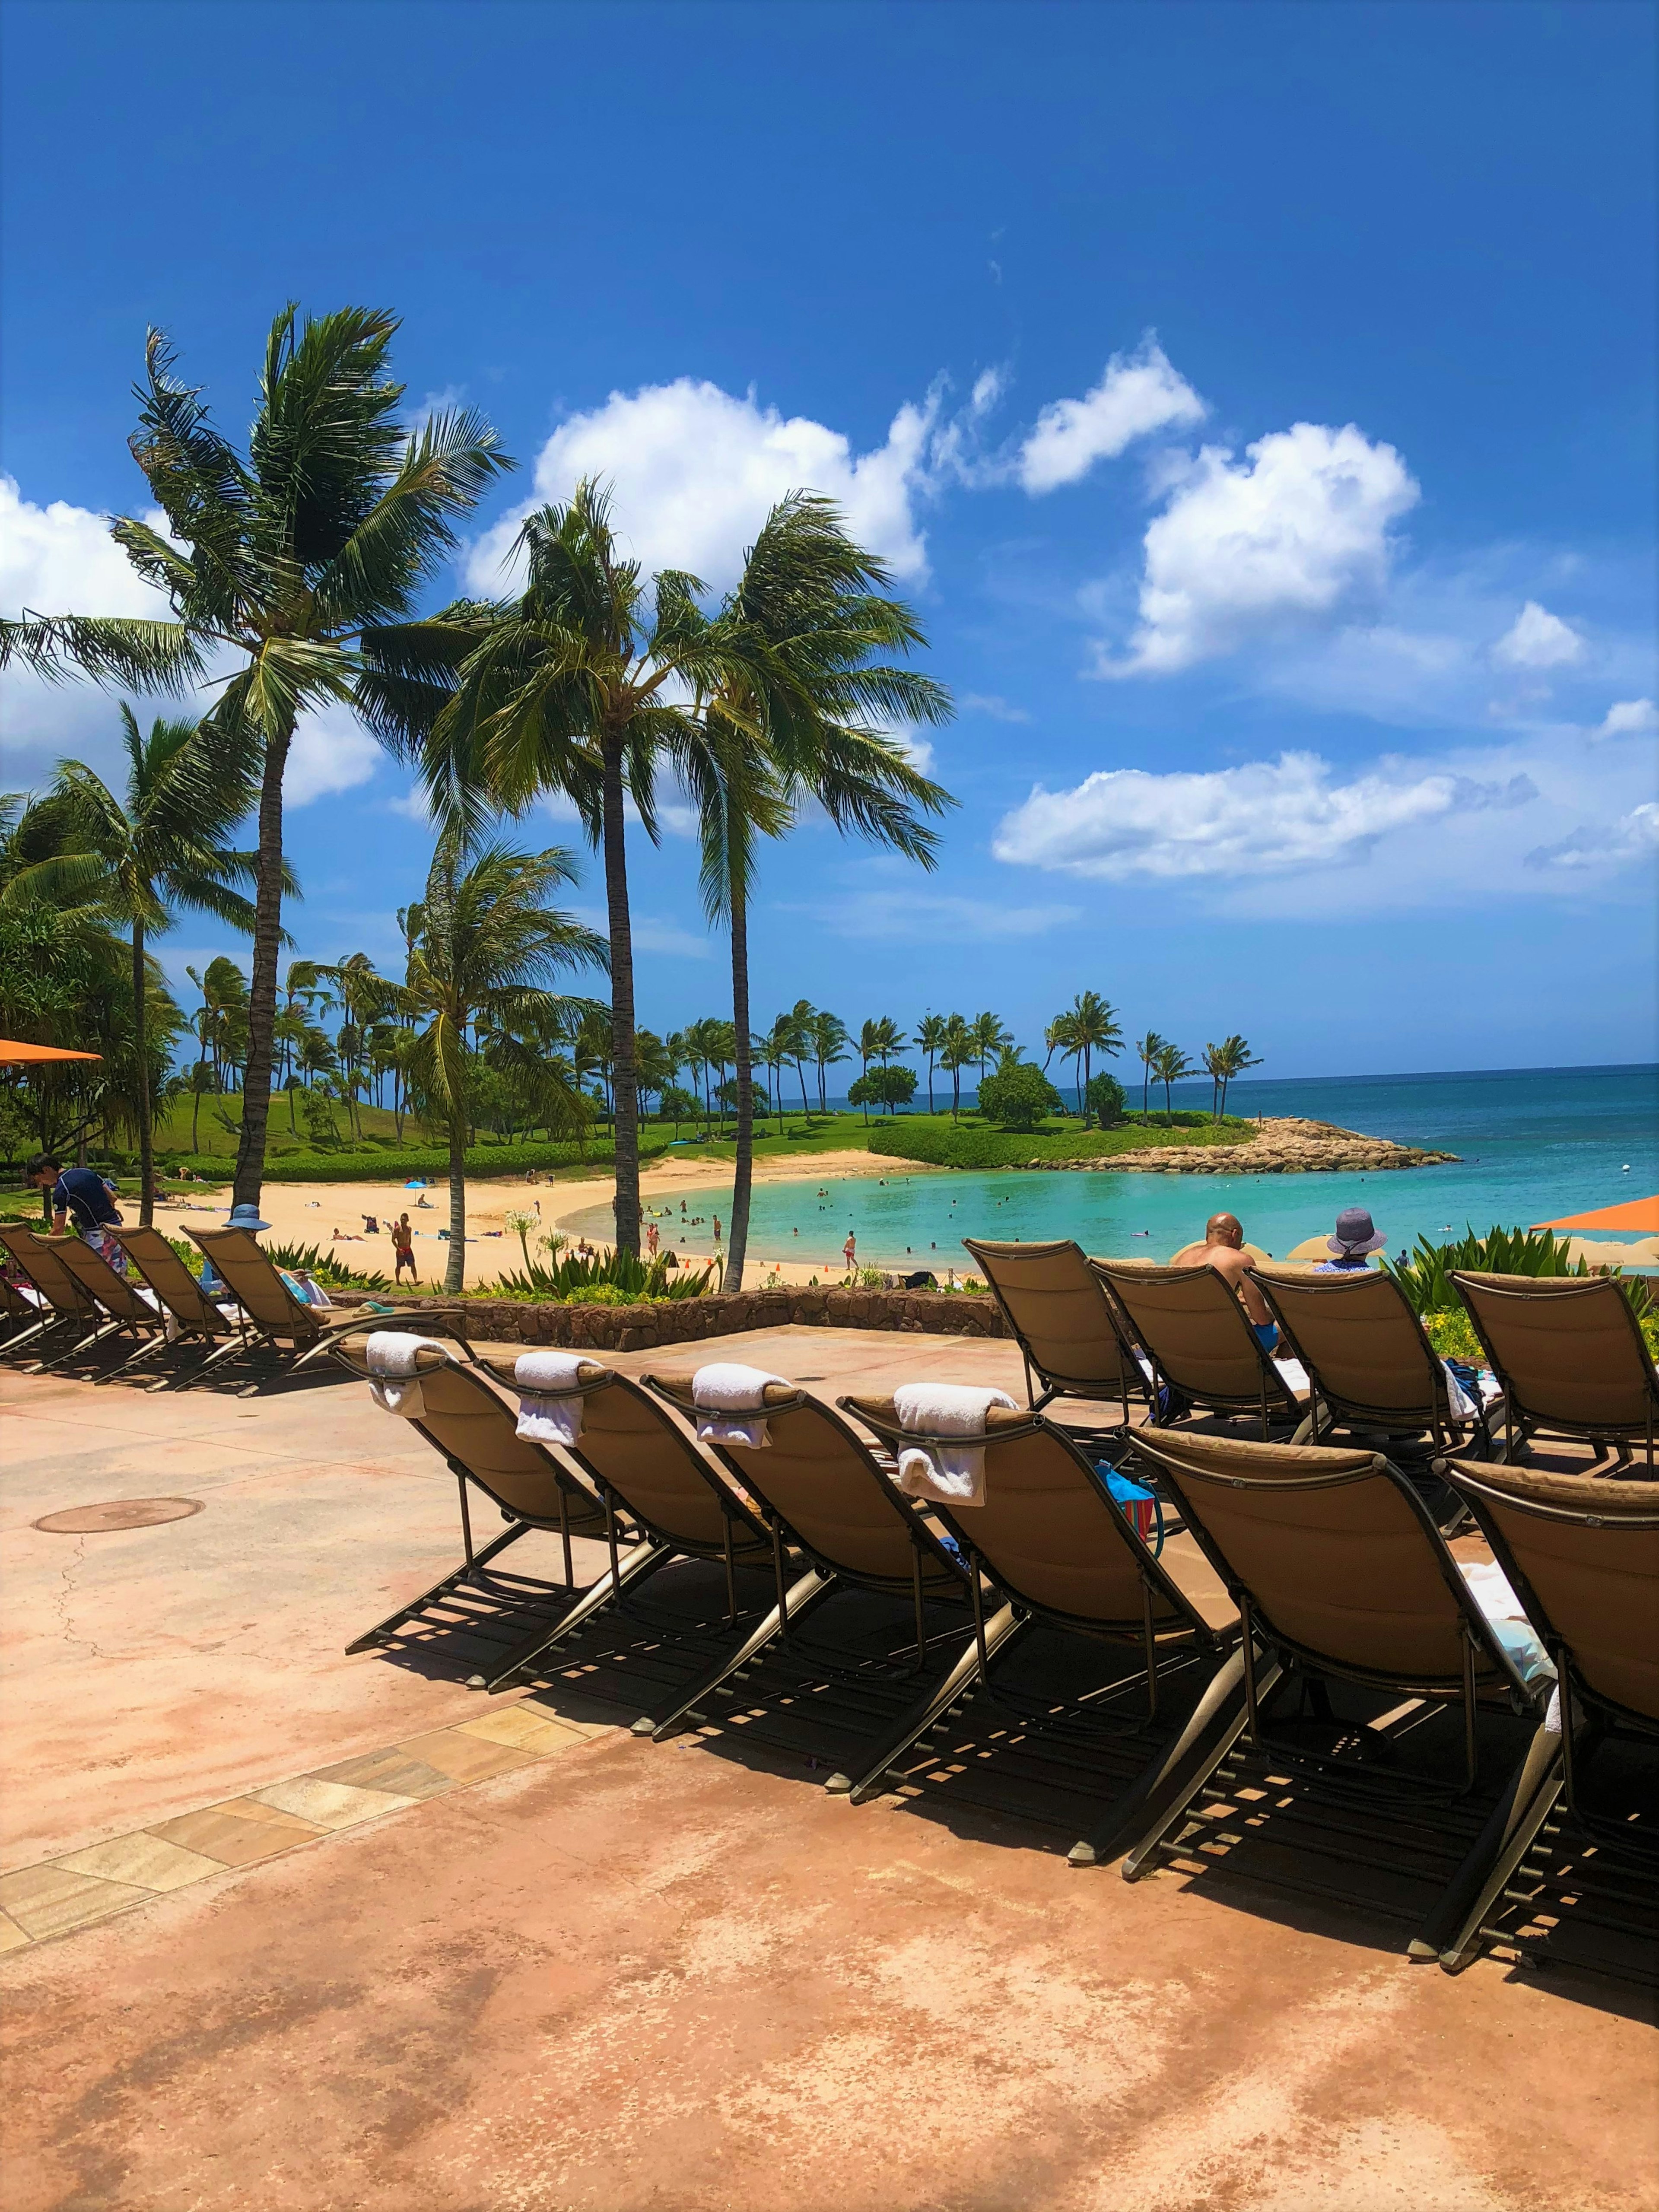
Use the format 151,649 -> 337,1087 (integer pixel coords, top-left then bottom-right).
147,1801 -> 326,1866
0,1864 -> 148,1940
56,1833 -> 222,1892
395,1728 -> 536,1784
0,1908 -> 32,1951
456,1706 -> 587,1754
308,1746 -> 461,1800
251,1777 -> 415,1830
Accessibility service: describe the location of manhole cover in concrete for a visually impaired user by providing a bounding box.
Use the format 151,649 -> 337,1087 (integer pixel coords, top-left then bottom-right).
33,1497 -> 204,1535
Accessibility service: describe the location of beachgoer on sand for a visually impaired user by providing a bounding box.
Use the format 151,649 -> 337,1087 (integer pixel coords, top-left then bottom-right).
392,1215 -> 418,1282
1171,1212 -> 1279,1354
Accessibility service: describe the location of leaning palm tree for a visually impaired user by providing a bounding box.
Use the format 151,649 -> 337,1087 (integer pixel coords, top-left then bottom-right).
48,709 -> 269,1223
682,493 -> 952,1288
1135,1030 -> 1166,1119
400,838 -> 605,1293
3,309 -> 510,1212
914,1012 -> 947,1114
1215,1034 -> 1265,1119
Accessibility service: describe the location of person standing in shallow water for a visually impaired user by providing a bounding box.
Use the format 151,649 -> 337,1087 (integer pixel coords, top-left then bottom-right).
1170,1211 -> 1279,1355
843,1230 -> 857,1274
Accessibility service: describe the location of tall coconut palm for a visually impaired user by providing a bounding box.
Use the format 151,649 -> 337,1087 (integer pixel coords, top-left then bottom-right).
813,1010 -> 849,1112
681,493 -> 951,1289
47,708 -> 269,1222
1154,1041 -> 1195,1122
968,1011 -> 1011,1095
400,838 -> 605,1293
1135,1030 -> 1166,1119
940,1014 -> 974,1121
1215,1033 -> 1265,1119
3,309 -> 510,1213
914,1013 -> 947,1114
1061,990 -> 1123,1128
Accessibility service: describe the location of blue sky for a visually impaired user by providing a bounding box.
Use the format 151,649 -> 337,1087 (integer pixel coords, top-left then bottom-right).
3,0 -> 1655,1080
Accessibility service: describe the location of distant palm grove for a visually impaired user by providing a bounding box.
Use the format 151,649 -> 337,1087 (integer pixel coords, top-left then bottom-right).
1,301 -> 1259,1295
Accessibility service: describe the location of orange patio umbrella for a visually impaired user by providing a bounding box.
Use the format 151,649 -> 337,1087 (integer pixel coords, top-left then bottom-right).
1533,1197 -> 1659,1235
0,1039 -> 102,1065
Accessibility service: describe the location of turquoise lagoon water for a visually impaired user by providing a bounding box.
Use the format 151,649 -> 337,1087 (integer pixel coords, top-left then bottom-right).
568,1064 -> 1659,1273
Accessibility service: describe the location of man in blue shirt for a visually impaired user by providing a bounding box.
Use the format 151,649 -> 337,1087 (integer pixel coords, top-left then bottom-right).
29,1153 -> 128,1274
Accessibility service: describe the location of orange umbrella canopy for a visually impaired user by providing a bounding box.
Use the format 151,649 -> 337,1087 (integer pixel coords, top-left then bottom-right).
1534,1197 -> 1659,1235
0,1040 -> 102,1065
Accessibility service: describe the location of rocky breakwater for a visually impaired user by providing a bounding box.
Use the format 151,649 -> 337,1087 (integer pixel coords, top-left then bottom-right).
1032,1116 -> 1459,1176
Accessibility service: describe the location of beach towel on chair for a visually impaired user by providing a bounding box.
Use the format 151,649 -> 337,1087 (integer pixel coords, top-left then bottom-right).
892,1382 -> 1016,1506
692,1362 -> 789,1449
514,1350 -> 588,1443
364,1330 -> 451,1417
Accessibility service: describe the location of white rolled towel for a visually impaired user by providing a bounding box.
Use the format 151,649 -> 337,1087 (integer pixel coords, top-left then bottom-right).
892,1382 -> 1017,1507
364,1329 -> 451,1417
1458,1559 -> 1556,1688
1441,1360 -> 1477,1420
693,1361 -> 789,1449
515,1350 -> 589,1444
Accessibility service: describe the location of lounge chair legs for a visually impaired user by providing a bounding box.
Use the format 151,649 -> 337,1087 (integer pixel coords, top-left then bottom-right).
645,1567 -> 833,1741
34,1318 -> 124,1372
829,1603 -> 1028,1804
482,1536 -> 674,1693
1067,1641 -> 1283,1872
1414,1721 -> 1564,1971
104,1331 -> 173,1380
345,1519 -> 534,1654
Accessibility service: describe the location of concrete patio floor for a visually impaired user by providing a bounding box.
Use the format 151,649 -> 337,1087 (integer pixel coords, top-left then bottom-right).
1,1326 -> 1653,2210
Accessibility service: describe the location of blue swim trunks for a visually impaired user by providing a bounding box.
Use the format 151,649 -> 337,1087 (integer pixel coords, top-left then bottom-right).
1252,1322 -> 1280,1357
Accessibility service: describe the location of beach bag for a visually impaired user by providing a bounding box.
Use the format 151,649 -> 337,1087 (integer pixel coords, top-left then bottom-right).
1095,1461 -> 1165,1555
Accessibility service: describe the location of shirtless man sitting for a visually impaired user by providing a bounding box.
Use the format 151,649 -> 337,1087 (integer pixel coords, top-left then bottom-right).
1170,1212 -> 1279,1356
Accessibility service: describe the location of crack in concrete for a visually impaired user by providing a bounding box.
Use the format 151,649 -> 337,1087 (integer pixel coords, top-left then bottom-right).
51,1535 -> 110,1660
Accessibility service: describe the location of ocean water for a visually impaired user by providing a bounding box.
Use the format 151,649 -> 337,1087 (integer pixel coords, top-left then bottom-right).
571,1063 -> 1659,1273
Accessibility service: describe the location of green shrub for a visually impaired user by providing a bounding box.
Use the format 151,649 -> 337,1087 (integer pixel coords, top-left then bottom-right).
977,1062 -> 1064,1131
1086,1072 -> 1127,1125
496,1245 -> 718,1303
1387,1225 -> 1652,1322
165,1136 -> 623,1184
264,1239 -> 396,1293
867,1116 -> 1255,1170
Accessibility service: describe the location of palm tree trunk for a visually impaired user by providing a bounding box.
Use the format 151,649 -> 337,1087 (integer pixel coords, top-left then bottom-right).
726,871 -> 753,1295
445,1105 -> 467,1294
1083,1045 -> 1093,1128
232,727 -> 291,1209
926,1055 -> 935,1114
132,919 -> 155,1228
601,739 -> 641,1256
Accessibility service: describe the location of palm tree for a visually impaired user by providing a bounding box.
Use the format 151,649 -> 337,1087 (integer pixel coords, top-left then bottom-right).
756,1017 -> 794,1135
400,838 -> 605,1292
5,309 -> 511,1213
1202,1039 -> 1227,1123
320,952 -> 388,1140
681,493 -> 951,1290
1062,990 -> 1123,1127
813,1010 -> 849,1113
39,711 -> 264,1221
968,1011 -> 1011,1095
1154,1041 -> 1195,1122
1135,1030 -> 1166,1120
1215,1034 -> 1265,1119
940,1014 -> 973,1121
914,1013 -> 947,1114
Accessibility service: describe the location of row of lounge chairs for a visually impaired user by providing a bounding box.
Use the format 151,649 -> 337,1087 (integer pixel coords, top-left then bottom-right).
332,1325 -> 1657,1979
968,1236 -> 1659,1468
0,1221 -> 465,1382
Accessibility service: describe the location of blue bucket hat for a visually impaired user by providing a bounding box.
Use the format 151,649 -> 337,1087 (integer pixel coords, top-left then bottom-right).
227,1202 -> 272,1232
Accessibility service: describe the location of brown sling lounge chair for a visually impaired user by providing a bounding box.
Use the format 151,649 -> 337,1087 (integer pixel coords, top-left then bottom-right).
1430,1458 -> 1659,1976
470,1356 -> 778,1695
188,1225 -> 469,1374
962,1237 -> 1150,1437
0,1267 -> 60,1360
38,1233 -> 174,1378
333,1339 -> 620,1659
838,1396 -> 1239,1823
1093,1258 -> 1305,1437
0,1224 -> 110,1367
639,1375 -> 1002,1762
1451,1270 -> 1659,1468
106,1224 -> 250,1379
1114,1429 -> 1553,1951
1254,1262 -> 1500,1460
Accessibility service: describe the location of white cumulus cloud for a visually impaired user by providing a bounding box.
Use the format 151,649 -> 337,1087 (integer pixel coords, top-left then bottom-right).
992,750 -> 1535,882
1526,803 -> 1659,874
464,378 -> 942,597
1016,340 -> 1206,494
1097,423 -> 1421,677
1492,600 -> 1585,670
1593,698 -> 1659,739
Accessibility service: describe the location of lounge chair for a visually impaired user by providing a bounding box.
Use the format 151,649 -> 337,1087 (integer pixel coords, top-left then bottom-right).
962,1236 -> 1151,1437
639,1373 -> 1001,1761
187,1224 -> 470,1375
35,1233 -> 175,1378
1254,1261 -> 1500,1467
1451,1270 -> 1659,1467
1430,1457 -> 1659,1974
469,1354 -> 778,1694
1113,1428 -> 1554,1951
0,1268 -> 59,1360
0,1224 -> 110,1367
838,1395 -> 1239,1823
1092,1258 -> 1306,1437
106,1224 -> 251,1379
332,1338 -> 620,1658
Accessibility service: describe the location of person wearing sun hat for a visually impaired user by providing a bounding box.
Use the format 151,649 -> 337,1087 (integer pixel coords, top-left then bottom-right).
1316,1206 -> 1389,1274
197,1202 -> 270,1300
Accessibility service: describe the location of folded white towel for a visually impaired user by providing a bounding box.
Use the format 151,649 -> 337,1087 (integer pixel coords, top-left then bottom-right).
1442,1360 -> 1477,1420
1272,1357 -> 1310,1395
515,1349 -> 588,1445
693,1360 -> 789,1449
364,1329 -> 450,1417
892,1382 -> 1017,1506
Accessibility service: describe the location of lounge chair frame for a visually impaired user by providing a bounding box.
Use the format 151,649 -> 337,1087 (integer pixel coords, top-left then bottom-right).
838,1396 -> 1239,1818
1428,1461 -> 1659,1977
1451,1269 -> 1659,1468
0,1268 -> 64,1362
1092,1258 -> 1303,1438
105,1224 -> 253,1382
188,1225 -> 471,1377
0,1225 -> 121,1369
961,1236 -> 1151,1440
1110,1430 -> 1551,1948
37,1232 -> 181,1379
